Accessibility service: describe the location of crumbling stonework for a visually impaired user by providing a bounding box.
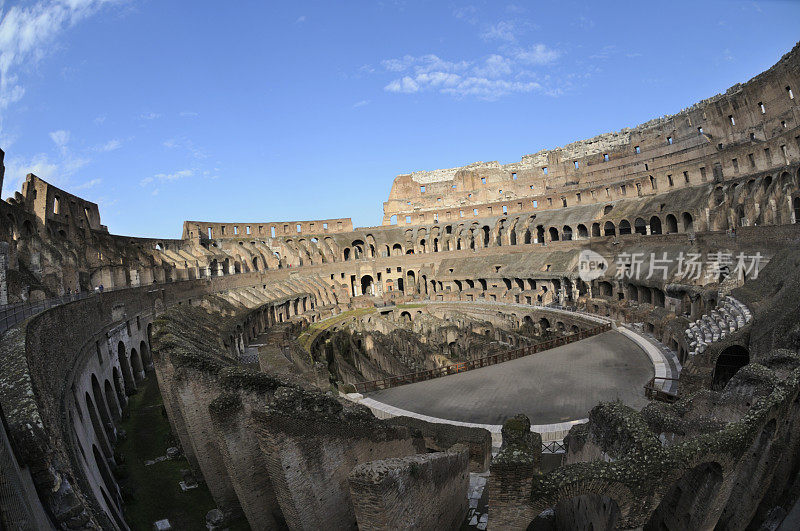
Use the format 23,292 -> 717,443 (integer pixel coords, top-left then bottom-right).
0,41 -> 799,530
348,445 -> 470,530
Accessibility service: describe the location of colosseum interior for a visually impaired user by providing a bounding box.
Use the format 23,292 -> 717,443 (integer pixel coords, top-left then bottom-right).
1,37 -> 800,531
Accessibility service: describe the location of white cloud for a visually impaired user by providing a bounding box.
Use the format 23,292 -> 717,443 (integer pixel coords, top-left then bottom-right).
452,5 -> 478,24
139,111 -> 161,120
94,138 -> 121,151
93,113 -> 106,125
162,136 -> 207,159
385,76 -> 419,93
352,99 -> 370,108
514,44 -> 561,65
179,110 -> 198,117
49,129 -> 70,150
74,177 -> 101,189
141,169 -> 193,188
1,149 -> 87,197
381,48 -> 561,100
295,15 -> 306,23
156,169 -> 193,181
0,0 -> 121,120
481,21 -> 517,42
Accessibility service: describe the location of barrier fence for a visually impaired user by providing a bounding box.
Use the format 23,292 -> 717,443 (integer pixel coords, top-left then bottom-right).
353,322 -> 612,393
0,291 -> 96,334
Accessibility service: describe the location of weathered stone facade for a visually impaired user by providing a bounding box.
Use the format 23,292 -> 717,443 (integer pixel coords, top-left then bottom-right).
0,41 -> 799,530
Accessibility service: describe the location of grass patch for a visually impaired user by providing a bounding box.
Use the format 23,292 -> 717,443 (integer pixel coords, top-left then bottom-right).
117,375 -> 250,530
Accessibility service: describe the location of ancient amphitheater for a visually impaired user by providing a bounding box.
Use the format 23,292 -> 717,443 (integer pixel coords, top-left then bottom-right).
1,41 -> 800,531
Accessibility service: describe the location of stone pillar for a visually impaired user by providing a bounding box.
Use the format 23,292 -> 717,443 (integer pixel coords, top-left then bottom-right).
488,414 -> 542,528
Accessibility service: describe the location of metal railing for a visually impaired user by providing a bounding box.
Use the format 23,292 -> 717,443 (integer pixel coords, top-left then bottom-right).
542,440 -> 567,454
353,322 -> 612,393
0,291 -> 96,334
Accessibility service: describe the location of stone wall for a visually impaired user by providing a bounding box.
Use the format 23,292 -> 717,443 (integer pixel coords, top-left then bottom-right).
348,446 -> 470,530
252,387 -> 424,530
386,416 -> 492,472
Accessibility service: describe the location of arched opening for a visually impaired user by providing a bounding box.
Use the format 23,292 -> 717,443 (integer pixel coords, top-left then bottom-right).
140,340 -> 152,369
91,375 -> 114,442
598,281 -> 613,297
399,311 -> 411,322
22,219 -> 34,237
343,248 -> 351,261
644,462 -> 723,530
85,393 -> 112,458
682,212 -> 694,232
392,243 -> 403,256
603,221 -> 616,236
538,317 -> 550,332
360,275 -> 374,296
649,216 -> 662,235
536,225 -> 545,244
104,379 -> 120,421
712,345 -> 750,390
634,218 -> 647,235
406,270 -> 416,294
482,226 -> 490,247
577,224 -> 588,239
665,214 -> 678,234
130,348 -> 144,381
117,342 -> 135,395
524,228 -> 532,244
549,227 -> 559,241
618,219 -> 631,235
591,222 -> 601,237
546,494 -> 621,530
92,444 -> 117,499
112,367 -> 125,409
562,225 -> 573,241
794,197 -> 799,223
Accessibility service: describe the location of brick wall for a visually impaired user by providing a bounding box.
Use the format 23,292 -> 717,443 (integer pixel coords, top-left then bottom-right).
348,446 -> 470,530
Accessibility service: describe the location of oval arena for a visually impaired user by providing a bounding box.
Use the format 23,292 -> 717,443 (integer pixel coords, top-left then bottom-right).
1,42 -> 800,530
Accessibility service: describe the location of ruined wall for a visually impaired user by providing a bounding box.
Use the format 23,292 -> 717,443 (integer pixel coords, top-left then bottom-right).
348,446 -> 470,530
182,217 -> 354,239
384,42 -> 800,225
252,386 -> 424,530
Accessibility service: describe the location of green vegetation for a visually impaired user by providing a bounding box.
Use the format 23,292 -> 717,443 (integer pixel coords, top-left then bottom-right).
117,375 -> 249,530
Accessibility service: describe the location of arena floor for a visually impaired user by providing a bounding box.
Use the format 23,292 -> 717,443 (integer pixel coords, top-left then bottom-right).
367,330 -> 654,425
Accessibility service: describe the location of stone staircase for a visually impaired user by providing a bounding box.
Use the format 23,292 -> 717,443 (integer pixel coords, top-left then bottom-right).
685,296 -> 752,357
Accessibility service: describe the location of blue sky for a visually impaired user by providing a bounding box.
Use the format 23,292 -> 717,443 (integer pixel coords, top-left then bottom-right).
0,0 -> 798,238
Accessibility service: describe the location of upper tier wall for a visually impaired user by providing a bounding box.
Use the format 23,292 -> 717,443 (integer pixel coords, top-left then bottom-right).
8,173 -> 104,232
182,218 -> 354,239
383,42 -> 800,225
